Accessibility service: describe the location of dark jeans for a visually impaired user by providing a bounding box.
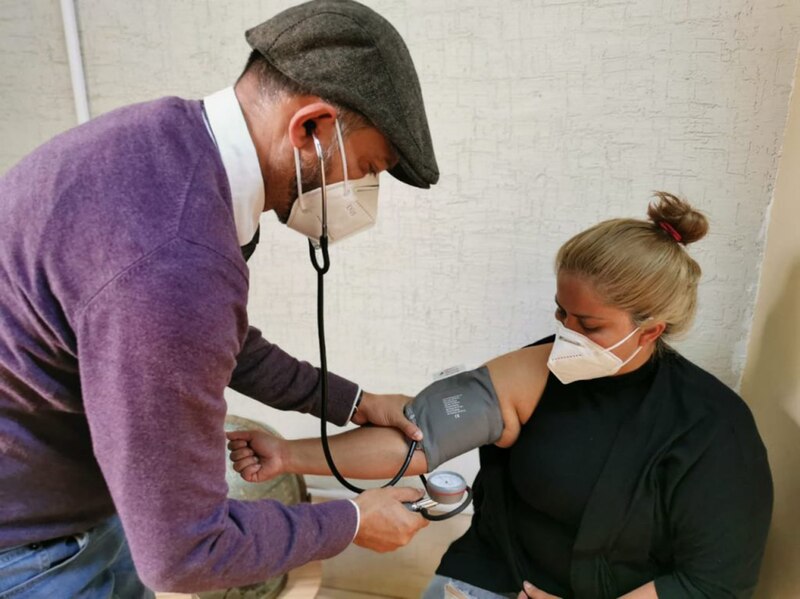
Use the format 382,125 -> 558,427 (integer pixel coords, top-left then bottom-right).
0,515 -> 153,598
422,575 -> 517,599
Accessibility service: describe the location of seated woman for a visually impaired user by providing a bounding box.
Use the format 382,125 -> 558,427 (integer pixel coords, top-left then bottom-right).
227,193 -> 772,599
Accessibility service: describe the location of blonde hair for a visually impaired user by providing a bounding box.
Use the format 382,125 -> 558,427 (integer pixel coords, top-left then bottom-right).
555,192 -> 709,348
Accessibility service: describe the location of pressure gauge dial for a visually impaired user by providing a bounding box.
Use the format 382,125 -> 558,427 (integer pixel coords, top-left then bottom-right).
425,471 -> 468,504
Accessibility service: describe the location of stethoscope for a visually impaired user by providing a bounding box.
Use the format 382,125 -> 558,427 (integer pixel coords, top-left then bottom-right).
305,127 -> 471,521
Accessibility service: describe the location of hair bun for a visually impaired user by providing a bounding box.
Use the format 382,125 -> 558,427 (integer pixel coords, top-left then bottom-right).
647,191 -> 709,245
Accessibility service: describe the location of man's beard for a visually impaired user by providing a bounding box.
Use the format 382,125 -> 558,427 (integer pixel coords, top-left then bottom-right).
275,144 -> 337,224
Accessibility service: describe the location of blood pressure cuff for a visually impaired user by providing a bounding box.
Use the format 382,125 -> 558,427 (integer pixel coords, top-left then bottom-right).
403,366 -> 503,470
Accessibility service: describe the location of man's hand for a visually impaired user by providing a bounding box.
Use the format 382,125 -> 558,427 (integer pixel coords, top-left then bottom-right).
352,486 -> 429,552
226,430 -> 286,483
352,392 -> 423,441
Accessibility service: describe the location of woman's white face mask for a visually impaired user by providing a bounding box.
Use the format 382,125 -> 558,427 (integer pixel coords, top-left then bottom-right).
547,321 -> 642,384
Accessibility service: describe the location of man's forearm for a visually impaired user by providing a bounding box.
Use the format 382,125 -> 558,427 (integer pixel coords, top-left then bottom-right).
230,326 -> 359,425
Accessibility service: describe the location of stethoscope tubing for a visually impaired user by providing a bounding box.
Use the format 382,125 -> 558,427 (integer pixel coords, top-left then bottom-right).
307,130 -> 469,520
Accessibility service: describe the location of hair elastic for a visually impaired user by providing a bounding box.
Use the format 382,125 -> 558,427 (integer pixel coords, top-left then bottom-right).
659,221 -> 682,243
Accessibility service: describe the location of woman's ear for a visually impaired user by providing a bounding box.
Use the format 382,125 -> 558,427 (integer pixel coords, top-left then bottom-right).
639,321 -> 667,346
287,102 -> 339,151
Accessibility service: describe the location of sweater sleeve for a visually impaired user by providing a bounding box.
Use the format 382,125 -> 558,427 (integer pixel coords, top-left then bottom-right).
654,410 -> 773,599
76,239 -> 357,593
230,325 -> 359,426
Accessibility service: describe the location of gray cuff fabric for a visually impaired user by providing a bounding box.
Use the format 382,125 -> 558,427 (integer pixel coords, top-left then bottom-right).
404,366 -> 503,470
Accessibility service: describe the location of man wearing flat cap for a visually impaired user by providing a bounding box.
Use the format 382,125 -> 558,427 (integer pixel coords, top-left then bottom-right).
0,0 -> 438,595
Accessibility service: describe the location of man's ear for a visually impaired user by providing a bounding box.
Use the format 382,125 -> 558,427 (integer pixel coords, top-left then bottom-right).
287,102 -> 339,150
639,321 -> 667,346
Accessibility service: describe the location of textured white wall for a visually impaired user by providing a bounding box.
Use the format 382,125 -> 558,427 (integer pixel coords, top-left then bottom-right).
1,1 -> 799,487
0,0 -> 76,168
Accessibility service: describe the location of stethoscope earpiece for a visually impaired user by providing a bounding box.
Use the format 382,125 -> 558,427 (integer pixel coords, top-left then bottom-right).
303,120 -> 317,136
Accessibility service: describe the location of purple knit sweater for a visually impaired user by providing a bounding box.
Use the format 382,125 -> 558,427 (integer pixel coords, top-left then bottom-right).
0,97 -> 359,592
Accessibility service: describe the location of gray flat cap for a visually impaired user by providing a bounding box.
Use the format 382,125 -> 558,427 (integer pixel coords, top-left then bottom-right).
246,0 -> 439,188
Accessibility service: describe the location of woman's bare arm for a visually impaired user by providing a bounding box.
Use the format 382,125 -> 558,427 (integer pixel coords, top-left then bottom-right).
227,343 -> 552,482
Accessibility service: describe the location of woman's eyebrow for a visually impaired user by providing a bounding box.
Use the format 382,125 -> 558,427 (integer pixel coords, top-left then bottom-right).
554,296 -> 607,321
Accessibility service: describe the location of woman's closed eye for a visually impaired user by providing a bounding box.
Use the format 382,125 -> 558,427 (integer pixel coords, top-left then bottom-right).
556,308 -> 601,334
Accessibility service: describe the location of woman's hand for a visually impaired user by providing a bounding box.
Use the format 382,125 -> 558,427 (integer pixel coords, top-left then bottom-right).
226,430 -> 287,482
516,578 -> 655,599
351,392 -> 423,441
517,581 -> 562,599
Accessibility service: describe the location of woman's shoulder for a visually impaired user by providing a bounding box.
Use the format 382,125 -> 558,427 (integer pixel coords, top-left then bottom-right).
664,350 -> 765,453
665,350 -> 744,411
525,335 -> 555,349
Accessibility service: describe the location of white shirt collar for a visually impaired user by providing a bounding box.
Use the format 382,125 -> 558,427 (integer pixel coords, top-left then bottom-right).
202,87 -> 265,246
